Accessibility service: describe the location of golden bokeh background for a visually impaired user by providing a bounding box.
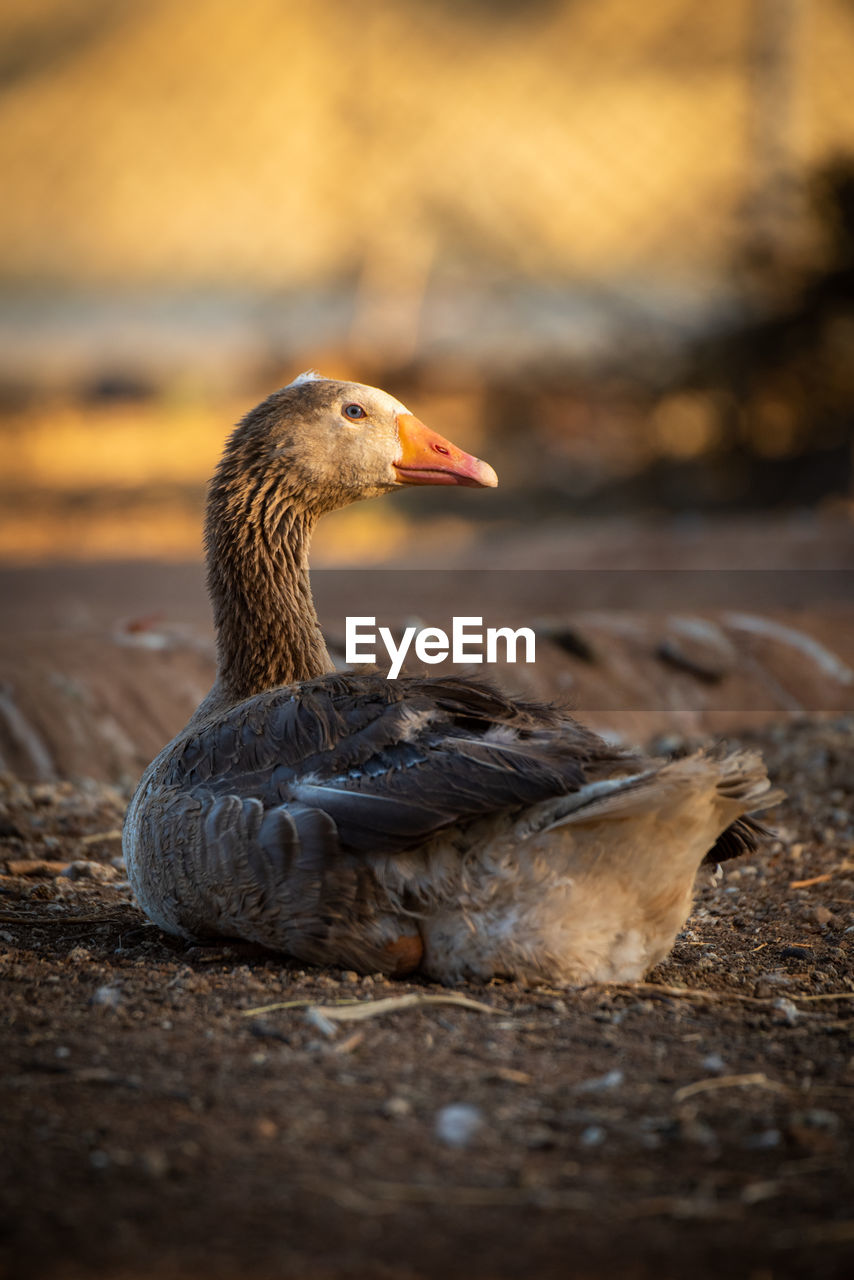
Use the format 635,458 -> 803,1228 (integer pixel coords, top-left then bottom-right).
1,0 -> 853,561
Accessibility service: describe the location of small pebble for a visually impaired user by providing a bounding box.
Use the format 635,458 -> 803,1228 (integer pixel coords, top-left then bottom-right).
304,1007 -> 337,1037
576,1069 -> 624,1093
435,1103 -> 483,1148
773,997 -> 800,1026
701,1053 -> 727,1074
383,1096 -> 412,1119
580,1125 -> 606,1148
62,860 -> 115,883
90,985 -> 122,1008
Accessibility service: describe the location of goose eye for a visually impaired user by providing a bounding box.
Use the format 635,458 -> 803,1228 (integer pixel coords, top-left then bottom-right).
342,403 -> 367,421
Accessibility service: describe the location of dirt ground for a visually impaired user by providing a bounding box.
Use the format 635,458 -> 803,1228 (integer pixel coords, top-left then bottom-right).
1,532 -> 853,1280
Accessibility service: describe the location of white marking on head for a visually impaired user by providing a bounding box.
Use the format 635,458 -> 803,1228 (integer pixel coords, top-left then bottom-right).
288,370 -> 325,387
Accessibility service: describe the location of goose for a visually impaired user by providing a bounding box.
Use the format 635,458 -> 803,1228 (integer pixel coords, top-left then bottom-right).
123,372 -> 782,985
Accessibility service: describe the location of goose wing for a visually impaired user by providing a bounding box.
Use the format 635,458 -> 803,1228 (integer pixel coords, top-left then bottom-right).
129,673 -> 634,960
131,673 -> 771,963
164,672 -> 630,855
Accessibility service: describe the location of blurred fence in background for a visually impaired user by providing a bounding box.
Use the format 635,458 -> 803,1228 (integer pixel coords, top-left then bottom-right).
1,0 -> 853,560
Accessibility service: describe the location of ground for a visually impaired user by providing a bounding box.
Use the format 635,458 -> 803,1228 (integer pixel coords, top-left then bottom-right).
0,536 -> 852,1280
2,725 -> 853,1280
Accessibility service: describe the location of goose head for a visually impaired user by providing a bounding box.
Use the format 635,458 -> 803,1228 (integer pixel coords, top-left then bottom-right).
222,371 -> 498,516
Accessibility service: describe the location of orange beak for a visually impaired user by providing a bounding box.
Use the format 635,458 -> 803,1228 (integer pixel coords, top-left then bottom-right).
393,414 -> 498,488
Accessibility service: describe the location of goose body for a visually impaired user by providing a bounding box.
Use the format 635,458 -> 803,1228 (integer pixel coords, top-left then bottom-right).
124,374 -> 781,985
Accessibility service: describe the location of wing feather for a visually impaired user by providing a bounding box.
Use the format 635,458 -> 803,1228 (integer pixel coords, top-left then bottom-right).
159,673 -> 635,909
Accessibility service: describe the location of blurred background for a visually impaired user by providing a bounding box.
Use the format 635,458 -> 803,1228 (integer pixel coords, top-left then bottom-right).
1,0 -> 854,566
5,16 -> 854,1280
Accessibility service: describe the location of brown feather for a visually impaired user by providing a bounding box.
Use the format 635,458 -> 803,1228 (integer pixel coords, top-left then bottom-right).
124,376 -> 783,984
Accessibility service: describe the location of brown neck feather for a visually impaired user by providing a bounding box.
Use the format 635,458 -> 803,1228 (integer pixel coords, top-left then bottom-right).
202,456 -> 333,712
